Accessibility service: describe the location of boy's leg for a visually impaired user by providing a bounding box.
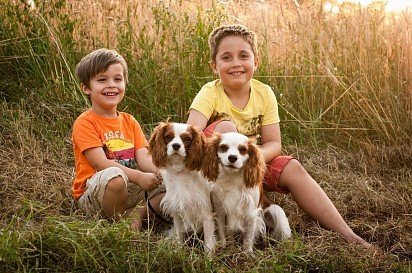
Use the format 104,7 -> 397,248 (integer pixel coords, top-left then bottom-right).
131,192 -> 165,231
101,175 -> 128,221
77,167 -> 128,221
275,159 -> 372,248
128,184 -> 166,231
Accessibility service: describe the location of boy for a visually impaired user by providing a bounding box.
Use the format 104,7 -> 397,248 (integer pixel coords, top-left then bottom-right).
187,25 -> 372,248
72,48 -> 164,230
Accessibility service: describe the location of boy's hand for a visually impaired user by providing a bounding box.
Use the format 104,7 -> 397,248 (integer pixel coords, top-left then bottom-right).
136,172 -> 162,191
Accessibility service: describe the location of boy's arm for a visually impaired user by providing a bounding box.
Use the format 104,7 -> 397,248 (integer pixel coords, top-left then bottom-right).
135,147 -> 158,174
260,123 -> 282,163
187,109 -> 208,131
83,147 -> 161,191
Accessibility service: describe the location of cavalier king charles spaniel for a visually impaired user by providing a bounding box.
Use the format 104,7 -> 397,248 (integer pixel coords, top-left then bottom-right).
148,122 -> 215,255
202,132 -> 291,253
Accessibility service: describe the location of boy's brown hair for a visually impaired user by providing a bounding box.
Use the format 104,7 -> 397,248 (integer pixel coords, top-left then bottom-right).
208,25 -> 258,63
75,48 -> 128,89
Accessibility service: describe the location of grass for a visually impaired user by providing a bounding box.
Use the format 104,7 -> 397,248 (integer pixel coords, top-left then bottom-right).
0,0 -> 411,272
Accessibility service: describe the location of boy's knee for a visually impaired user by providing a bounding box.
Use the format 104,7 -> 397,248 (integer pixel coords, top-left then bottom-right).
214,120 -> 237,133
106,176 -> 127,193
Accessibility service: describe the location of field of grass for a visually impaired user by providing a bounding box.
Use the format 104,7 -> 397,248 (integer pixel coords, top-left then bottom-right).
0,0 -> 411,272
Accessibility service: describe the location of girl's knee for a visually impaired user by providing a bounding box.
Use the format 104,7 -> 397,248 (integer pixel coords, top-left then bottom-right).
278,159 -> 309,189
214,120 -> 237,133
283,159 -> 306,175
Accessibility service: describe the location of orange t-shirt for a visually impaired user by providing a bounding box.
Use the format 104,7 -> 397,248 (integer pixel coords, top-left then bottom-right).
71,109 -> 147,199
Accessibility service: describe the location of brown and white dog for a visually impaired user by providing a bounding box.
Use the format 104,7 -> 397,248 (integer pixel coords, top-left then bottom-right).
202,132 -> 291,253
148,122 -> 215,255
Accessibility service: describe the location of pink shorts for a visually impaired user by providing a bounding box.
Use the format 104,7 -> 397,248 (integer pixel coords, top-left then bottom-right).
204,121 -> 294,194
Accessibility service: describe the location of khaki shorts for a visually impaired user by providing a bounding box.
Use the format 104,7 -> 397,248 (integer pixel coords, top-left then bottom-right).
77,166 -> 165,218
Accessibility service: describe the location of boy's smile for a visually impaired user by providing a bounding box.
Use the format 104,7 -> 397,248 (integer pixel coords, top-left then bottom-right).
82,63 -> 126,118
212,35 -> 258,95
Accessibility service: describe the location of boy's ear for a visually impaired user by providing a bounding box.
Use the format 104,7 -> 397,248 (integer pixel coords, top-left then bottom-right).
81,83 -> 91,95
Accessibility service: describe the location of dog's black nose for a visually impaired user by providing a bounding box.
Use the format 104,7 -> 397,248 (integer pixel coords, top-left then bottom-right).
228,155 -> 237,163
172,143 -> 181,151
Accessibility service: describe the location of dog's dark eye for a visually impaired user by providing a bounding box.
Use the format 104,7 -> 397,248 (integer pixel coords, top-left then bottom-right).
238,145 -> 248,155
164,134 -> 173,143
182,135 -> 192,142
218,144 -> 228,152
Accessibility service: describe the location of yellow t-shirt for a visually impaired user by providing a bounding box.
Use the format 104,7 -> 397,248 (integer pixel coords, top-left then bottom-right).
71,109 -> 147,199
190,79 -> 280,143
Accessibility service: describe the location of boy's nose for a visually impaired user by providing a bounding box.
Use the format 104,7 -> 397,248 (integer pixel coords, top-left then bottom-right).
107,79 -> 116,87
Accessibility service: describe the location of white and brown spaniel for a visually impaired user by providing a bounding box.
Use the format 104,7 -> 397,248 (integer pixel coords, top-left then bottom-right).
202,132 -> 291,253
148,122 -> 215,255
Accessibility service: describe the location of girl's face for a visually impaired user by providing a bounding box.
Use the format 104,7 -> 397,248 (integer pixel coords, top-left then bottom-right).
211,35 -> 258,93
82,63 -> 126,117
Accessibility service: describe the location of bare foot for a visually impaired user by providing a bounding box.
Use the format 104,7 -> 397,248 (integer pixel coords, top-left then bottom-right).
130,218 -> 142,232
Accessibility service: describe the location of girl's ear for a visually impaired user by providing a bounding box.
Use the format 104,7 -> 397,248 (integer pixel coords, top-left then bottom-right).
254,56 -> 259,71
210,60 -> 218,75
81,83 -> 91,95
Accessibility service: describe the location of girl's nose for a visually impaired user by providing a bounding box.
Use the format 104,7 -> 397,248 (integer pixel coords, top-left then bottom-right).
231,58 -> 241,67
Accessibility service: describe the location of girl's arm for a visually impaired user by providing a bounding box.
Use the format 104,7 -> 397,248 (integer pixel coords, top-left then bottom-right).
260,123 -> 282,163
187,109 -> 208,131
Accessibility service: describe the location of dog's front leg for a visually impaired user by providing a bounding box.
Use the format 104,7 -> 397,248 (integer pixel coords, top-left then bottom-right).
242,216 -> 257,254
212,199 -> 227,247
172,212 -> 185,244
202,212 -> 216,256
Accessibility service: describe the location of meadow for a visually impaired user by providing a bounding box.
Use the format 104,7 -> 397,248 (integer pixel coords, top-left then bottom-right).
0,0 -> 411,272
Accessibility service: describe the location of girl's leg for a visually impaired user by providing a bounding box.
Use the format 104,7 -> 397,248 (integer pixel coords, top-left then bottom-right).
277,159 -> 372,248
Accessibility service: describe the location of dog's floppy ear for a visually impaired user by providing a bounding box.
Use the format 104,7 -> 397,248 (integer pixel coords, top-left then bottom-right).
185,125 -> 206,171
201,134 -> 221,181
148,122 -> 168,168
243,140 -> 266,188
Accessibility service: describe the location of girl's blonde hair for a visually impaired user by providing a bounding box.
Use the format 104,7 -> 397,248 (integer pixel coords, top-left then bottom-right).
208,25 -> 258,63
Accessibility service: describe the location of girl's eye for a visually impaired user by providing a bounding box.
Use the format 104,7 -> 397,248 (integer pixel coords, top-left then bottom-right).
241,54 -> 249,59
222,55 -> 230,60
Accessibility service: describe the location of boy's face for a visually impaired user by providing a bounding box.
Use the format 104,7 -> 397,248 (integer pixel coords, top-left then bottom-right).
211,35 -> 258,92
82,63 -> 126,116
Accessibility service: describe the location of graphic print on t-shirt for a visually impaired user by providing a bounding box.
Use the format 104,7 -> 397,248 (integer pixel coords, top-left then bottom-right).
208,111 -> 264,144
102,138 -> 137,169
